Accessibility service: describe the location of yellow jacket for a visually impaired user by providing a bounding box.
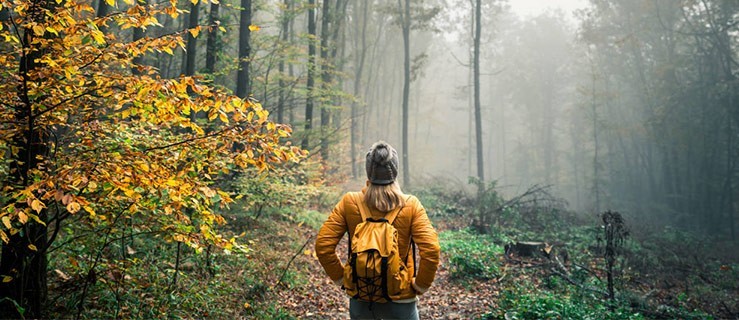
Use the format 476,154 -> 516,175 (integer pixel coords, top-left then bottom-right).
315,190 -> 441,300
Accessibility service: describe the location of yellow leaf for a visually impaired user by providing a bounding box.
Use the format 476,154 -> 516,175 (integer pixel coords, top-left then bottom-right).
188,27 -> 200,38
218,26 -> 226,32
31,199 -> 44,213
218,112 -> 229,124
105,0 -> 115,6
46,27 -> 59,36
248,24 -> 260,32
17,211 -> 27,224
27,213 -> 46,226
83,205 -> 96,217
2,276 -> 12,283
1,216 -> 10,229
91,29 -> 105,44
303,249 -> 311,256
243,302 -> 251,309
32,25 -> 45,36
66,202 -> 81,213
138,162 -> 150,172
28,244 -> 37,251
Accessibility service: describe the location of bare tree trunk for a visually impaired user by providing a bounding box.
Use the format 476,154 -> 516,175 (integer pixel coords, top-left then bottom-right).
398,0 -> 411,189
186,2 -> 198,76
319,0 -> 332,161
351,0 -> 369,178
276,0 -> 292,124
473,0 -> 483,183
236,0 -> 252,98
205,1 -> 219,74
96,0 -> 110,19
302,0 -> 317,150
132,0 -> 148,75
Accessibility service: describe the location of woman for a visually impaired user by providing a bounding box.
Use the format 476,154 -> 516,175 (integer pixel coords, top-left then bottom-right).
315,141 -> 441,320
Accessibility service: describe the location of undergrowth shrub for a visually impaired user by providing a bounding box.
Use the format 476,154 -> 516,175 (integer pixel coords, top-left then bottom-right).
439,229 -> 502,279
484,290 -> 646,320
236,164 -> 322,219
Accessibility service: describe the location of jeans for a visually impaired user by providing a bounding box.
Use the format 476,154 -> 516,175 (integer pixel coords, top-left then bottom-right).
349,299 -> 419,320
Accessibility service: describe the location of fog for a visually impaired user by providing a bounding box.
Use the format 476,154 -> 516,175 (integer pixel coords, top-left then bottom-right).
324,0 -> 738,238
126,0 -> 737,238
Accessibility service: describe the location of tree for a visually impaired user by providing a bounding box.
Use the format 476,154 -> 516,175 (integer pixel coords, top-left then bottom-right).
472,0 -> 483,183
205,2 -> 219,76
0,0 -> 304,317
236,0 -> 252,98
350,0 -> 369,178
398,0 -> 411,188
319,0 -> 332,161
302,0 -> 317,150
183,1 -> 199,78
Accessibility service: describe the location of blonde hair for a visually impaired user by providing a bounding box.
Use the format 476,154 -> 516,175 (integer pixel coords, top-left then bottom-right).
364,181 -> 405,212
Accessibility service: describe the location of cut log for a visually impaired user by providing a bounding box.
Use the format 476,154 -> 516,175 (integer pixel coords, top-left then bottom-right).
505,241 -> 552,258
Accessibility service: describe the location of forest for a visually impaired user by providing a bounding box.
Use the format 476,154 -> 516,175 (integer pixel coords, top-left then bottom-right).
0,0 -> 736,318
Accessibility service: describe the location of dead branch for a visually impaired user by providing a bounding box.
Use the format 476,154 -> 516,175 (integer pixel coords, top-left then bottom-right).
275,234 -> 314,288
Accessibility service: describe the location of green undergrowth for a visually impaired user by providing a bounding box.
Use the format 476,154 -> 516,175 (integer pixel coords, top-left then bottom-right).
415,181 -> 733,320
46,199 -> 325,319
439,228 -> 503,280
482,289 -> 646,320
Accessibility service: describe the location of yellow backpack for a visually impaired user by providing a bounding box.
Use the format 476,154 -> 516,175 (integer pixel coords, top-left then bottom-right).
343,192 -> 413,303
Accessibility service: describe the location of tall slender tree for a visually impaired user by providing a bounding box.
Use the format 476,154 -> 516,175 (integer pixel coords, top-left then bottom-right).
236,0 -> 252,98
205,1 -> 219,75
0,2 -> 52,317
276,0 -> 292,124
350,0 -> 369,178
398,0 -> 411,188
319,0 -> 332,160
472,0 -> 483,183
302,0 -> 317,150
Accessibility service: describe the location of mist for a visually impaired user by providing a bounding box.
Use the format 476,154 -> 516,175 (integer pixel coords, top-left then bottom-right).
292,0 -> 738,239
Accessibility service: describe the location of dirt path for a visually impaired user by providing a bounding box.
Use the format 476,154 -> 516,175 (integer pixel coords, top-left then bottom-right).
276,236 -> 500,319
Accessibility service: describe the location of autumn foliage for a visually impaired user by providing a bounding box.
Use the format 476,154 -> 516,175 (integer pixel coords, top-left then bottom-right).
0,0 -> 304,316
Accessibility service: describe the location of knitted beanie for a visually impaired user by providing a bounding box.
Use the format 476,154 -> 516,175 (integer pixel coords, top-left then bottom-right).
365,141 -> 399,185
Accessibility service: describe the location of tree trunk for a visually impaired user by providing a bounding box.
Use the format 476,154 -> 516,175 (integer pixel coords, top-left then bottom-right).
473,0 -> 483,183
132,0 -> 147,75
0,4 -> 50,317
351,0 -> 369,178
205,1 -> 219,74
96,0 -> 110,19
319,0 -> 332,161
276,0 -> 291,124
184,1 -> 199,77
302,0 -> 317,150
236,0 -> 252,98
398,0 -> 411,189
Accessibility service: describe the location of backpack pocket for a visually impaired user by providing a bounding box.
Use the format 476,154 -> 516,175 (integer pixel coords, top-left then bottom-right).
389,263 -> 412,299
343,258 -> 357,296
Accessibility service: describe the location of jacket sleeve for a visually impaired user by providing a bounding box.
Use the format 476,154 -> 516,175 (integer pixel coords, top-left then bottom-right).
314,194 -> 349,282
410,197 -> 440,292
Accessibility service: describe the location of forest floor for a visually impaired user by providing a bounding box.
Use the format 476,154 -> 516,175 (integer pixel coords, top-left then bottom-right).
273,235 -> 500,319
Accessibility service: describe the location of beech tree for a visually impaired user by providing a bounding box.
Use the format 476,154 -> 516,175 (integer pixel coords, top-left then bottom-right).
0,0 -> 304,317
